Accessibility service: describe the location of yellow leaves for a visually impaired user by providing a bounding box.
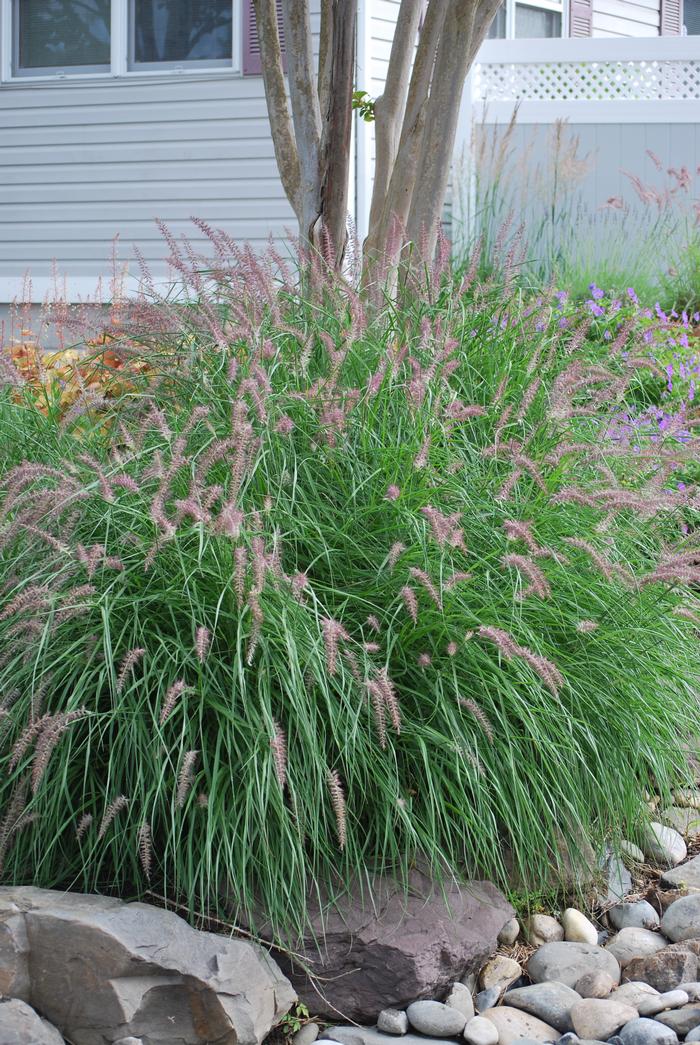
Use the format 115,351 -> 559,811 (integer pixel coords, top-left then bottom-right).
8,333 -> 153,424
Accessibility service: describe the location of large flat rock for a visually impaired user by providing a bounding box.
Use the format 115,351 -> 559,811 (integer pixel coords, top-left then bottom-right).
0,886 -> 295,1045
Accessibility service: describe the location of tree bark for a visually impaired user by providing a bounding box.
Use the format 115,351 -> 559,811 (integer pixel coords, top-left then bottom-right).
367,0 -> 424,237
406,0 -> 504,262
281,0 -> 323,241
318,0 -> 357,265
252,0 -> 302,220
363,0 -> 447,275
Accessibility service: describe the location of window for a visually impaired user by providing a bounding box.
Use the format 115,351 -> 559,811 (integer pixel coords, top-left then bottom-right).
684,0 -> 700,32
130,0 -> 233,69
515,3 -> 562,35
4,0 -> 241,80
486,0 -> 565,37
13,0 -> 111,75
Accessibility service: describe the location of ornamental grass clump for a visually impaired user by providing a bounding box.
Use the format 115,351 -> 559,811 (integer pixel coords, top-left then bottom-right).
0,237 -> 699,938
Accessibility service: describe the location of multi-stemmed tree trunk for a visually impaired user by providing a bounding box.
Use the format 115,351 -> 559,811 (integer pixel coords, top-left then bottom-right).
253,0 -> 503,279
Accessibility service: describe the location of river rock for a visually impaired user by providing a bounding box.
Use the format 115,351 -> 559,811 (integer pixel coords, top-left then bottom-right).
644,824 -> 687,867
0,998 -> 65,1045
0,885 -> 294,1045
499,917 -> 521,947
407,1001 -> 467,1037
621,841 -> 646,865
480,1006 -> 558,1044
479,955 -> 522,993
523,914 -> 564,947
377,1011 -> 409,1035
637,989 -> 688,1016
612,982 -> 661,1009
673,789 -> 700,809
661,895 -> 700,942
295,1026 -> 321,1045
475,988 -> 501,1013
528,942 -> 621,989
606,927 -> 668,967
617,1018 -> 679,1045
679,982 -> 700,1001
575,971 -> 616,998
570,999 -> 638,1040
504,982 -> 580,1033
662,807 -> 700,839
688,1028 -> 700,1042
463,1016 -> 499,1045
323,1029 -> 456,1045
601,853 -> 634,905
609,903 -> 660,932
661,854 -> 700,891
446,983 -> 475,1023
562,909 -> 598,945
268,869 -> 512,1020
623,948 -> 698,991
655,1003 -> 700,1035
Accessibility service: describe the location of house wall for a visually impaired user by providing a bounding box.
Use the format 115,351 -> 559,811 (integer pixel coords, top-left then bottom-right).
592,0 -> 660,37
0,3 -> 323,331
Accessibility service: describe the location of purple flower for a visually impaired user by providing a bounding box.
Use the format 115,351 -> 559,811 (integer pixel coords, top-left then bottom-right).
627,287 -> 639,304
589,283 -> 605,300
587,300 -> 605,318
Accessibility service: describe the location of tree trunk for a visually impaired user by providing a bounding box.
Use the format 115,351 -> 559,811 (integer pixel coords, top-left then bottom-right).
317,0 -> 357,266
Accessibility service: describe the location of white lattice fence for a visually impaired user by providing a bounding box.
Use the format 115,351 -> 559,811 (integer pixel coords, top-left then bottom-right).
474,56 -> 700,102
469,37 -> 700,120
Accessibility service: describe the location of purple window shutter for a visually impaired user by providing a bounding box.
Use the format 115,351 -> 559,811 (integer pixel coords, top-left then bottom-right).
569,0 -> 593,34
243,0 -> 287,75
660,0 -> 683,34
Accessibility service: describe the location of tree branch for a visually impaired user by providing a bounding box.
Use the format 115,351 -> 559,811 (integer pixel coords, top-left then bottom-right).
366,0 -> 424,237
363,0 -> 447,269
406,0 -> 501,258
252,0 -> 302,219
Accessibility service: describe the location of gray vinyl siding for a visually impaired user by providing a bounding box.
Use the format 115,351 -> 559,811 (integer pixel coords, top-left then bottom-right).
592,0 -> 661,35
0,5 -> 322,304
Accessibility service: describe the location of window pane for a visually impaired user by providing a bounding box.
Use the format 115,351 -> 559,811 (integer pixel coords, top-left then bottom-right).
488,3 -> 507,38
515,4 -> 562,36
133,0 -> 233,64
685,0 -> 700,33
17,0 -> 111,70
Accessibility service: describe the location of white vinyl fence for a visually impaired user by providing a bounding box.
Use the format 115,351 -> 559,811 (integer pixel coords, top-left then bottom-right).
453,36 -> 700,280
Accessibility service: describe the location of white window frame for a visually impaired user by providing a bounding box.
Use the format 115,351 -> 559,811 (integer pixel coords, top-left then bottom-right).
0,0 -> 242,84
492,0 -> 568,39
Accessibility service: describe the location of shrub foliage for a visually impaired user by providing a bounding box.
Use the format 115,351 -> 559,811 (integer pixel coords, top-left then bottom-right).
1,246 -> 699,937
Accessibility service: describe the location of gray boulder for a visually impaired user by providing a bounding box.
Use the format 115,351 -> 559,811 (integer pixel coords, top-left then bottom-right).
609,903 -> 660,932
527,942 -> 620,989
606,927 -> 668,967
617,1018 -> 678,1045
661,895 -> 700,942
504,982 -> 580,1032
0,998 -> 65,1045
661,854 -> 700,889
406,1001 -> 467,1037
0,886 -> 294,1045
479,1006 -> 558,1044
655,1004 -> 700,1036
644,824 -> 687,867
569,998 -> 638,1040
321,1029 -> 454,1045
377,1010 -> 409,1035
268,870 -> 513,1021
